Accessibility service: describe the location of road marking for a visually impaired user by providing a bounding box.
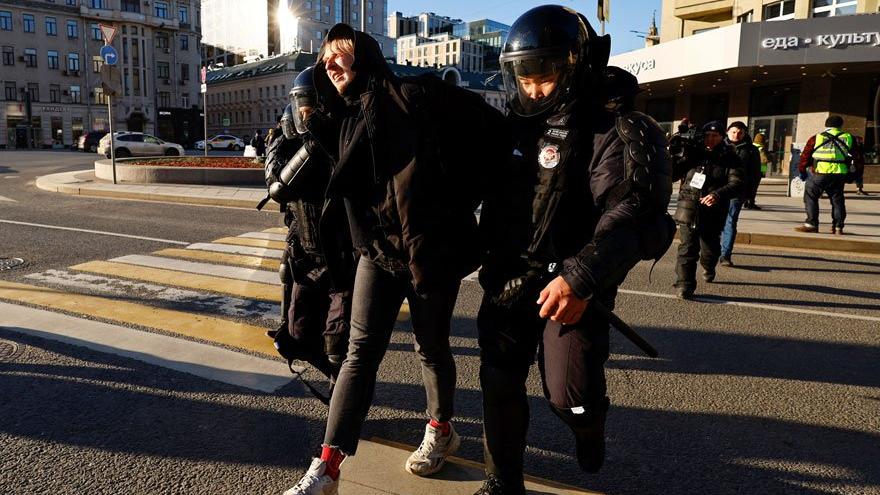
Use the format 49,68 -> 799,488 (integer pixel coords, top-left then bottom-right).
263,227 -> 287,235
70,260 -> 279,302
0,219 -> 188,245
239,232 -> 287,242
24,269 -> 281,322
0,301 -> 292,393
0,195 -> 16,202
186,242 -> 284,258
0,280 -> 278,357
213,236 -> 287,250
618,289 -> 880,323
110,254 -> 279,285
153,248 -> 280,270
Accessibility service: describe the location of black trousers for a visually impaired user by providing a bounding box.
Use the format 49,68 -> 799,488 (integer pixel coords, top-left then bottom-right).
804,173 -> 847,229
288,276 -> 352,361
477,287 -> 610,485
674,204 -> 727,291
324,257 -> 460,454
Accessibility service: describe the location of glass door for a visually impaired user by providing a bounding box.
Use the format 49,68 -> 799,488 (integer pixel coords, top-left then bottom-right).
749,115 -> 797,176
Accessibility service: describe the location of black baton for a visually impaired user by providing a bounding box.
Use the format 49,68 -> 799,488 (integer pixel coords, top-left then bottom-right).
591,300 -> 659,358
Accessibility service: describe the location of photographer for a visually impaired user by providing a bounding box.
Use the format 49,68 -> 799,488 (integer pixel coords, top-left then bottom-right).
672,120 -> 745,299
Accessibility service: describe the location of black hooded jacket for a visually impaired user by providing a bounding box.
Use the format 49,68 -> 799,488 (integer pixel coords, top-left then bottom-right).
313,25 -> 510,295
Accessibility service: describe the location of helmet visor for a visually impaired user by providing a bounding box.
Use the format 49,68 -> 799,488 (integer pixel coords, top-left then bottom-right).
280,104 -> 296,140
289,89 -> 317,134
500,51 -> 576,117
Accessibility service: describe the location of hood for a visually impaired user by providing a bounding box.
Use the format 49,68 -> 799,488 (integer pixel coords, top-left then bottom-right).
313,24 -> 394,112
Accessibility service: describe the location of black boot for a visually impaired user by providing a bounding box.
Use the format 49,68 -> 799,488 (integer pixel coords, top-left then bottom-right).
573,410 -> 607,473
473,474 -> 526,495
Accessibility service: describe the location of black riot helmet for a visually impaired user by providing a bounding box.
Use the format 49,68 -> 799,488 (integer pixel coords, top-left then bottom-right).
289,66 -> 318,134
280,104 -> 296,139
500,5 -> 608,117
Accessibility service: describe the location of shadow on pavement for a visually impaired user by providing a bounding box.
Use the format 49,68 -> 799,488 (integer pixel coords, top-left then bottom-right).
0,166 -> 18,174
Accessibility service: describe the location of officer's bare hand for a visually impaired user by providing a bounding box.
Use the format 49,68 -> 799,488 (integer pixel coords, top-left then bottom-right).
699,193 -> 718,207
536,276 -> 589,325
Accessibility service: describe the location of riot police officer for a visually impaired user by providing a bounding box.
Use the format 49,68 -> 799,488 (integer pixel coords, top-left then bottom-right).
265,67 -> 354,381
672,120 -> 745,299
476,6 -> 675,494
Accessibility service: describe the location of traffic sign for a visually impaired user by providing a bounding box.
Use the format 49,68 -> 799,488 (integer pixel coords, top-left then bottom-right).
100,45 -> 118,66
99,24 -> 117,45
222,118 -> 231,126
200,83 -> 207,94
200,66 -> 207,84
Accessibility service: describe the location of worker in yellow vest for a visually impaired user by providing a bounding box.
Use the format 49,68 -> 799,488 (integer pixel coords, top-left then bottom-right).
795,115 -> 853,235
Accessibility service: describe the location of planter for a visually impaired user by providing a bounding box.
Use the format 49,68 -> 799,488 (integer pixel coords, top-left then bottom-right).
94,157 -> 265,186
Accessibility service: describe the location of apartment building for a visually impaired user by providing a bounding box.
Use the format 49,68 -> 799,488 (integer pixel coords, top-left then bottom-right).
0,0 -> 203,149
610,0 -> 880,170
396,33 -> 484,72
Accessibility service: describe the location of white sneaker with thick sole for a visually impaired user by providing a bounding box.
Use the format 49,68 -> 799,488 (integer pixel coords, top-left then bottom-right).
404,422 -> 461,477
283,458 -> 339,495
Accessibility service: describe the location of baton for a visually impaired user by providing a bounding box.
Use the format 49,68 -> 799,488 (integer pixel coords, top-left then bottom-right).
591,300 -> 659,358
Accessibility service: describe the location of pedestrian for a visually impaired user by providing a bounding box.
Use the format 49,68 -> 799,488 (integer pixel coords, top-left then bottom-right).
753,132 -> 772,175
720,121 -> 761,267
852,135 -> 869,196
795,115 -> 853,234
673,120 -> 745,299
743,127 -> 764,210
474,7 -> 675,494
284,23 -> 509,495
251,129 -> 266,158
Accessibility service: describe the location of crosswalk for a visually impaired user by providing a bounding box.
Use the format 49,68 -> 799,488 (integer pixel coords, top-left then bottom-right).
0,228 -> 410,361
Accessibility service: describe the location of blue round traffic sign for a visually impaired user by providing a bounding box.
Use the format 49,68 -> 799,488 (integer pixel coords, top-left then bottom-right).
100,45 -> 118,66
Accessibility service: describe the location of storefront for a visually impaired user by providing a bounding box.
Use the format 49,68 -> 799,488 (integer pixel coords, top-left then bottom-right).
156,107 -> 205,148
1,103 -> 109,149
611,14 -> 880,173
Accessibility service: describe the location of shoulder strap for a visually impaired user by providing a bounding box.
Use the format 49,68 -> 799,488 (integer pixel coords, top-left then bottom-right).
820,131 -> 853,159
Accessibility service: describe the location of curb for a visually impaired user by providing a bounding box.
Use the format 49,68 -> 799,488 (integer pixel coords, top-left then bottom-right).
736,231 -> 880,255
35,171 -> 274,210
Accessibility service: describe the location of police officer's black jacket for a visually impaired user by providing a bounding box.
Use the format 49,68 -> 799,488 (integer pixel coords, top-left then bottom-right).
313,26 -> 510,295
480,100 -> 674,302
726,136 -> 761,200
677,142 -> 745,204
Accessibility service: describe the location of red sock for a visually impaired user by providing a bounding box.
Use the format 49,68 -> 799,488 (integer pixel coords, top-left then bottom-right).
320,446 -> 345,480
429,419 -> 450,436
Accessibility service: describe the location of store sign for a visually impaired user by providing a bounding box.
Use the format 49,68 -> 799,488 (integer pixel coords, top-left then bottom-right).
622,59 -> 656,76
761,31 -> 880,50
40,106 -> 67,113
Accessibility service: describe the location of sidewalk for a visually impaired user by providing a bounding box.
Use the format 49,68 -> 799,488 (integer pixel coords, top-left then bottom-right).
36,170 -> 880,255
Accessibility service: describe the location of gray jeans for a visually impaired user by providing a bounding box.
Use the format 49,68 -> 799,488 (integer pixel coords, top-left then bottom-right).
323,256 -> 459,454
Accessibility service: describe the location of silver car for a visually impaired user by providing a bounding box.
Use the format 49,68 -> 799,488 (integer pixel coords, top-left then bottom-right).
97,132 -> 185,158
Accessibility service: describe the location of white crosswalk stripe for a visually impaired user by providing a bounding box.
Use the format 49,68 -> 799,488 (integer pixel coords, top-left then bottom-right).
186,242 -> 285,258
238,232 -> 287,242
111,254 -> 280,285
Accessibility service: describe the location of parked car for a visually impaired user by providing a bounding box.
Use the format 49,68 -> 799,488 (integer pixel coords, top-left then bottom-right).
77,131 -> 108,153
97,132 -> 185,158
195,134 -> 245,151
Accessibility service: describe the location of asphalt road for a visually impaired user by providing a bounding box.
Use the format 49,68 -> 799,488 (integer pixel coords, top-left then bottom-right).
1,151 -> 878,494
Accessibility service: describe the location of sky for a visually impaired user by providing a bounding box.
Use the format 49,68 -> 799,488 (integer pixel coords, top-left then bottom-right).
387,0 -> 662,55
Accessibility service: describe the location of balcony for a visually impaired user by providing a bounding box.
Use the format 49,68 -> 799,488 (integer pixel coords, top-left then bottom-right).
79,6 -> 180,30
674,0 -> 733,20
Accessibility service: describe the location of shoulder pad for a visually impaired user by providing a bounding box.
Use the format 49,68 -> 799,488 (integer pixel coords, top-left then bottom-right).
615,111 -> 668,148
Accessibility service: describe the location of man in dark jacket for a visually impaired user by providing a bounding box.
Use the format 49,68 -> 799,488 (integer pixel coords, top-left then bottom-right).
673,120 -> 745,299
720,121 -> 761,266
284,24 -> 509,495
474,7 -> 675,494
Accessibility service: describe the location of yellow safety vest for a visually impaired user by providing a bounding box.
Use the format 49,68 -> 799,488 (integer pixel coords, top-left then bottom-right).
754,143 -> 768,173
812,128 -> 852,174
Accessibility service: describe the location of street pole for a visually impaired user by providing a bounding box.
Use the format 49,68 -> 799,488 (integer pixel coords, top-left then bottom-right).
108,93 -> 116,184
203,89 -> 208,158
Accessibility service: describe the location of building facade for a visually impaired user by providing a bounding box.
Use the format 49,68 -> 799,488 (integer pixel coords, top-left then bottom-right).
203,0 -> 391,68
611,0 -> 880,172
396,33 -> 484,72
0,0 -> 203,149
452,18 -> 509,71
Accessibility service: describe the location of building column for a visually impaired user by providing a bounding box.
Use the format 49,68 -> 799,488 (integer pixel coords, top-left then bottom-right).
796,77 -> 832,144
673,93 -> 692,130
726,86 -> 750,128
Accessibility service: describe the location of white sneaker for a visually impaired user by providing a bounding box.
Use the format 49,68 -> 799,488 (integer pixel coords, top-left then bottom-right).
283,458 -> 339,495
405,422 -> 460,477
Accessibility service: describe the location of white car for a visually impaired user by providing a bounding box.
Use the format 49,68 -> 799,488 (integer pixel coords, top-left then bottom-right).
195,134 -> 245,151
97,132 -> 185,158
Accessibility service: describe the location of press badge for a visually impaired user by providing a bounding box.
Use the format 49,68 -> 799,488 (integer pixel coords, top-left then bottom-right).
689,172 -> 707,190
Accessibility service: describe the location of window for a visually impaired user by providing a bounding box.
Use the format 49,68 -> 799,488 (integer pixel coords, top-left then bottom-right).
92,57 -> 102,72
94,87 -> 106,104
158,91 -> 171,107
91,23 -> 101,40
0,11 -> 11,31
49,84 -> 60,103
121,0 -> 140,13
737,10 -> 753,23
48,50 -> 59,69
23,14 -> 35,33
46,17 -> 57,35
66,0 -> 76,4
181,94 -> 189,108
157,62 -> 169,79
1,46 -> 12,65
812,0 -> 857,17
763,0 -> 795,21
90,0 -> 106,8
156,33 -> 169,49
70,85 -> 81,103
67,52 -> 80,71
28,83 -> 40,102
4,82 -> 17,101
155,1 -> 168,19
180,35 -> 189,51
24,48 -> 37,67
67,20 -> 78,38
179,6 -> 188,24
181,63 -> 190,80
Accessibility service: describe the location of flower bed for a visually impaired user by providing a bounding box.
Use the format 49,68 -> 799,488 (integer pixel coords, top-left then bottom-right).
125,157 -> 261,169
